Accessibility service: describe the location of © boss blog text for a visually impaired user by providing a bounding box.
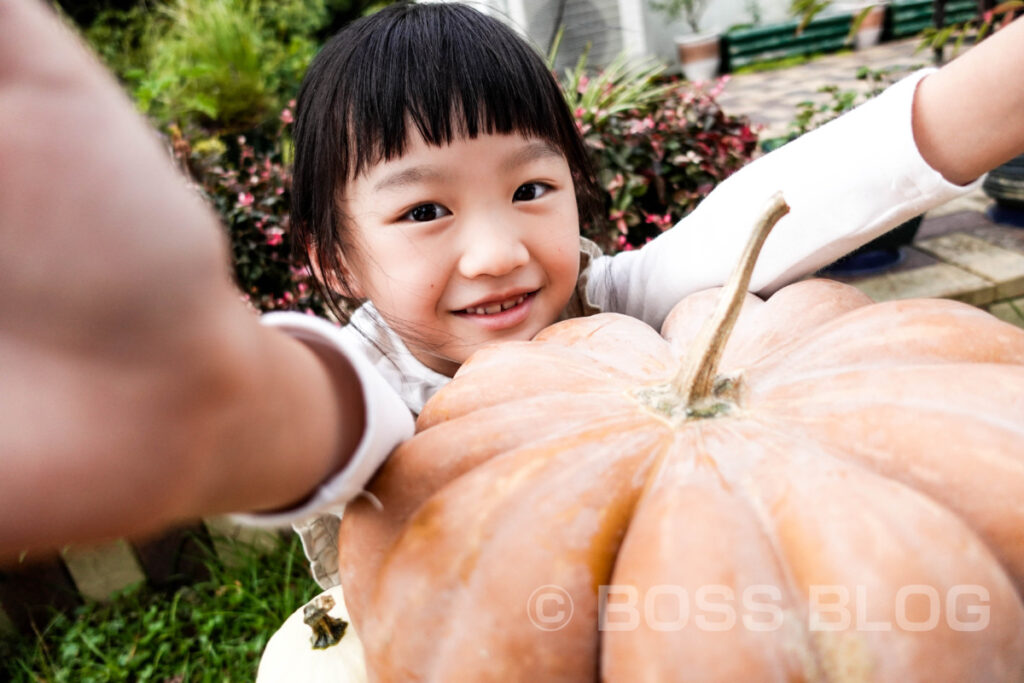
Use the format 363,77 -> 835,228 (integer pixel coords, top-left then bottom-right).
525,584 -> 991,633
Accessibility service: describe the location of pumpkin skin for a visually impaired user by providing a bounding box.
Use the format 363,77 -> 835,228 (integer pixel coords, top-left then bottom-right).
338,278 -> 1024,682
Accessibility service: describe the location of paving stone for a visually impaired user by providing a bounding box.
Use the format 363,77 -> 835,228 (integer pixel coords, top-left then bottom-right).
204,515 -> 283,567
987,297 -> 1024,330
818,244 -> 941,284
966,223 -> 1024,256
62,539 -> 146,601
916,210 -> 995,240
915,232 -> 1024,300
851,262 -> 994,304
718,36 -> 933,139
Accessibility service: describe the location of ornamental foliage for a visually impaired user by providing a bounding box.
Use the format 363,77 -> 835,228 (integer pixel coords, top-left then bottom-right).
560,53 -> 758,254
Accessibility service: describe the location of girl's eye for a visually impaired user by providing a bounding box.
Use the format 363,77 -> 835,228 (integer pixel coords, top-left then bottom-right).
513,182 -> 551,202
403,203 -> 450,222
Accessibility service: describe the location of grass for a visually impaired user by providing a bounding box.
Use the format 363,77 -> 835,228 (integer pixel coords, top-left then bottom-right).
0,533 -> 319,682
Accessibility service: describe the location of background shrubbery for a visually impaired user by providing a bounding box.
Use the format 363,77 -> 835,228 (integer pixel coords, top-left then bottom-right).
63,0 -> 374,315
559,53 -> 757,252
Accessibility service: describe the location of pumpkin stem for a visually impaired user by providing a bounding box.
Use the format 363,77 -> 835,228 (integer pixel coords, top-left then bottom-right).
673,192 -> 790,404
303,594 -> 349,650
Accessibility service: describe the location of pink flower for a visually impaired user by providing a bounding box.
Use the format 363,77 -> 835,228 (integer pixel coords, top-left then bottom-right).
643,212 -> 674,231
238,192 -> 254,207
265,228 -> 284,246
280,108 -> 294,124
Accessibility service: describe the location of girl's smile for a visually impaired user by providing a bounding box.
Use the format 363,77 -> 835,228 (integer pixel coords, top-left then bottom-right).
342,132 -> 581,377
453,290 -> 538,331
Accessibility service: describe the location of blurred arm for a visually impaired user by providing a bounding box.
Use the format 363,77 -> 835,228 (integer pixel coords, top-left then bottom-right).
0,0 -> 364,559
913,16 -> 1024,185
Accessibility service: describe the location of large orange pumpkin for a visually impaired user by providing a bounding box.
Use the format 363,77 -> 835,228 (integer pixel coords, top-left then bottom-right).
338,196 -> 1024,681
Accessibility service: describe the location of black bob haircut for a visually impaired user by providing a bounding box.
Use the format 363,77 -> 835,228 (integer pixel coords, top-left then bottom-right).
291,1 -> 602,318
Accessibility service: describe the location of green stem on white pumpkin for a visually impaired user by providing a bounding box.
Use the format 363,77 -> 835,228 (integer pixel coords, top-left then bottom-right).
673,192 -> 790,405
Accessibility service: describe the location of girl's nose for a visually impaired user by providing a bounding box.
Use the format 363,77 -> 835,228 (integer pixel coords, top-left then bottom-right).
456,220 -> 530,279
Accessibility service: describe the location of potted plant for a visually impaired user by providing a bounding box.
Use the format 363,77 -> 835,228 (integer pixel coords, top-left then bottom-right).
791,0 -> 888,49
848,1 -> 887,48
650,0 -> 720,81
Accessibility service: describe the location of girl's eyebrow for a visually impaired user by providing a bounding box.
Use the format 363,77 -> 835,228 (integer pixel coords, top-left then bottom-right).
373,166 -> 446,193
501,140 -> 564,172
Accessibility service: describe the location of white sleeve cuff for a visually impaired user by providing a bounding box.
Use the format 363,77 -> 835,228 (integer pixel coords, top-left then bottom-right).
231,311 -> 414,528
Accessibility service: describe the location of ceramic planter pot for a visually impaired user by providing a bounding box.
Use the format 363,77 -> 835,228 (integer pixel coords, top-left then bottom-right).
818,214 -> 924,277
675,33 -> 721,81
833,2 -> 887,49
983,153 -> 1024,227
854,4 -> 886,49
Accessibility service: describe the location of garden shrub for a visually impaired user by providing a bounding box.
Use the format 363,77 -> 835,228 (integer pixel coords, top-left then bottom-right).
75,0 -> 382,136
134,0 -> 318,135
168,110 -> 328,316
559,54 -> 759,253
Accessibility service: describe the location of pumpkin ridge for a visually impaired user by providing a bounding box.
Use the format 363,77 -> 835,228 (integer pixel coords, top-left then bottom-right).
755,364 -> 1024,434
338,396 -> 656,626
664,279 -> 874,372
727,421 -> 1024,680
420,342 -> 674,428
603,422 -> 824,680
716,420 -> 832,681
363,424 -> 672,680
753,378 -> 1024,594
745,304 -> 1024,383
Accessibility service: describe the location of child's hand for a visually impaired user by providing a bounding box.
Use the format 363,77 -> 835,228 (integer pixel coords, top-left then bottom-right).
0,1 -> 346,557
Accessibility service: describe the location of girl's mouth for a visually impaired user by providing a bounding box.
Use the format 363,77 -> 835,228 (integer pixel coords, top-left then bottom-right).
456,291 -> 534,316
454,291 -> 537,330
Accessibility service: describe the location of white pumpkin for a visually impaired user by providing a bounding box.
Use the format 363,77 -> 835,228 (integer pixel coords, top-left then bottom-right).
257,585 -> 368,683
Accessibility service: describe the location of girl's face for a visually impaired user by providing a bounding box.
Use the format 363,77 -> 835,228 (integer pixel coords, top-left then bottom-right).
342,132 -> 582,377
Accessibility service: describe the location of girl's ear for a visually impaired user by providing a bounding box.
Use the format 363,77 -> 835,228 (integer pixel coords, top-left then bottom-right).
308,245 -> 365,300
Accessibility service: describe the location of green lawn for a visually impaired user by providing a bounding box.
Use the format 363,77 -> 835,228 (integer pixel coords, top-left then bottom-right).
0,534 -> 319,682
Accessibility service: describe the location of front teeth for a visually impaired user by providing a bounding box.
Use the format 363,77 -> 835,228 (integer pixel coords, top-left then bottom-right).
467,294 -> 527,315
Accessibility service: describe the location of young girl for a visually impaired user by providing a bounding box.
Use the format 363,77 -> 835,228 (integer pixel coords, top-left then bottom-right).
1,0 -> 1023,592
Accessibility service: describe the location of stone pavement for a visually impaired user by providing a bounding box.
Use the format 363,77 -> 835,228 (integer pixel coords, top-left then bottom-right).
712,38 -> 1024,329
826,210 -> 1024,328
716,37 -> 932,139
715,36 -> 989,216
